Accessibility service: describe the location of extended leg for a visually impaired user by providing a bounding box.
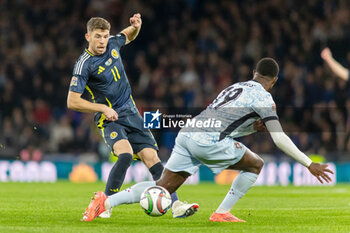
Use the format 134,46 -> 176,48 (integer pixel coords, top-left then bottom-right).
82,168 -> 195,222
105,168 -> 187,208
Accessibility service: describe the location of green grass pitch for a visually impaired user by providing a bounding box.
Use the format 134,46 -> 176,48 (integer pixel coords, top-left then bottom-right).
0,182 -> 349,233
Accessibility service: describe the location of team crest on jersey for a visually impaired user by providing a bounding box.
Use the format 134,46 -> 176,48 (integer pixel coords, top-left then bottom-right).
105,58 -> 112,66
110,131 -> 118,139
111,49 -> 118,59
70,76 -> 78,86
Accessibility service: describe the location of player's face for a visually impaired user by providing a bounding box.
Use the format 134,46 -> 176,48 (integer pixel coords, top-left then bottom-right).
86,29 -> 110,55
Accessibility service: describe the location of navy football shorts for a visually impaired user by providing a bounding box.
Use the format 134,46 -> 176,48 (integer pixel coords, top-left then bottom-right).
94,106 -> 159,156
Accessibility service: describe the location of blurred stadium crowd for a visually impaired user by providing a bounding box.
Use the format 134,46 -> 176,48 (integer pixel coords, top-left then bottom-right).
0,0 -> 350,162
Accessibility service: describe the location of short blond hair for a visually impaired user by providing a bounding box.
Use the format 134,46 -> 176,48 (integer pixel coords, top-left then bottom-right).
87,17 -> 110,33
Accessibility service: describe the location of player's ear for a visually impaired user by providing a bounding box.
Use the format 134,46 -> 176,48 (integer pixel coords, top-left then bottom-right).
271,77 -> 278,86
85,33 -> 90,42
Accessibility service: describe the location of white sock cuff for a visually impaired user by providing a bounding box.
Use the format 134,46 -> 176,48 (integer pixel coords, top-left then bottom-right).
105,198 -> 111,210
232,171 -> 258,196
241,171 -> 258,182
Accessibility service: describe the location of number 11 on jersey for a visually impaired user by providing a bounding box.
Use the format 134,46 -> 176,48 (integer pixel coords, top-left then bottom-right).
111,66 -> 121,81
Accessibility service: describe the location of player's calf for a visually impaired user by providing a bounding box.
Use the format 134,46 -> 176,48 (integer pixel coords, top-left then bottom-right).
248,154 -> 264,174
104,152 -> 133,196
156,169 -> 190,194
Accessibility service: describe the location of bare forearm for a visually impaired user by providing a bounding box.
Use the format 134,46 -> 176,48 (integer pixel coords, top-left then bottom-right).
121,26 -> 140,43
67,95 -> 105,113
325,57 -> 349,81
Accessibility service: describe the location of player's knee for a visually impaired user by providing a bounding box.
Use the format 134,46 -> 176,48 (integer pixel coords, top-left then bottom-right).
113,140 -> 133,156
117,152 -> 133,160
113,149 -> 133,157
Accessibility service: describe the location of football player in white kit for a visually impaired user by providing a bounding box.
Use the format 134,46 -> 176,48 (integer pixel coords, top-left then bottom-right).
82,58 -> 334,222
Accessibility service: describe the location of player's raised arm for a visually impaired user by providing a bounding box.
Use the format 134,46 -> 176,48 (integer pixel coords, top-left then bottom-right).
265,119 -> 334,183
321,47 -> 349,81
120,13 -> 142,45
67,91 -> 118,121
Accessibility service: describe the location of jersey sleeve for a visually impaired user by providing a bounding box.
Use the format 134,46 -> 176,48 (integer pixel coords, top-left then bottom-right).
69,59 -> 90,93
251,92 -> 279,123
109,33 -> 127,50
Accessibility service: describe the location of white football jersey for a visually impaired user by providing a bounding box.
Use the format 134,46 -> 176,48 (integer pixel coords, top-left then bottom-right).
182,80 -> 278,144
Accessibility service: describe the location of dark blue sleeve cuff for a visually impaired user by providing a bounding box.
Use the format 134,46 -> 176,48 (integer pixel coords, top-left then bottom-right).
262,116 -> 279,123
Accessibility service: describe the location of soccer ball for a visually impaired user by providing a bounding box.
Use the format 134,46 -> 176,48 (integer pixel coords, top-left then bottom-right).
140,186 -> 172,216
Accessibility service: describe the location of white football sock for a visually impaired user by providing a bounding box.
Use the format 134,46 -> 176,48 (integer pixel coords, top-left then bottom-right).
107,181 -> 155,208
104,198 -> 111,210
216,171 -> 258,214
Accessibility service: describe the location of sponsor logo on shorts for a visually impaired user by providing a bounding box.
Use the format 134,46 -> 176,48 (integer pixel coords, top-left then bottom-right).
111,49 -> 118,59
110,131 -> 118,139
70,76 -> 78,86
234,142 -> 242,149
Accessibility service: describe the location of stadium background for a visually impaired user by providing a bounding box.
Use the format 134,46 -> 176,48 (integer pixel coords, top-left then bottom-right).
0,0 -> 349,184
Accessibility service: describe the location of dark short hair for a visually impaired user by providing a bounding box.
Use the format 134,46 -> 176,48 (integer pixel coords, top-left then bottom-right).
256,58 -> 279,78
87,17 -> 110,33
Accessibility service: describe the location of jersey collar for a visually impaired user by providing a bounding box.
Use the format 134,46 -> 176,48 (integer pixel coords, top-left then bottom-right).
85,48 -> 95,56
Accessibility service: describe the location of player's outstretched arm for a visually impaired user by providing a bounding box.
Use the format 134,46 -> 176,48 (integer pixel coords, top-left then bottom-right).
265,120 -> 334,183
321,47 -> 349,81
67,91 -> 118,121
121,13 -> 142,45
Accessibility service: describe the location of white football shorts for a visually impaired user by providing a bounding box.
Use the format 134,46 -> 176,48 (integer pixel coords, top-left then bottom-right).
165,132 -> 246,175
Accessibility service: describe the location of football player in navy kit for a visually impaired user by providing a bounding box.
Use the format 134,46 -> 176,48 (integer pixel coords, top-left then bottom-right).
67,14 -> 195,218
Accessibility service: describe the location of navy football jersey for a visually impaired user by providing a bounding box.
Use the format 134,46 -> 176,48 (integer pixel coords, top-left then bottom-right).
69,33 -> 134,112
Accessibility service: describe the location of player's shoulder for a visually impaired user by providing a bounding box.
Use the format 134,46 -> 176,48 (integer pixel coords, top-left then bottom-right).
73,49 -> 93,75
244,80 -> 269,94
108,33 -> 126,44
235,80 -> 264,94
243,81 -> 274,104
108,33 -> 127,50
255,90 -> 274,107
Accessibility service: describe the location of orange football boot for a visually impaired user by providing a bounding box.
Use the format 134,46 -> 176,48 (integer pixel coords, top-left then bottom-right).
209,212 -> 246,222
82,191 -> 107,222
